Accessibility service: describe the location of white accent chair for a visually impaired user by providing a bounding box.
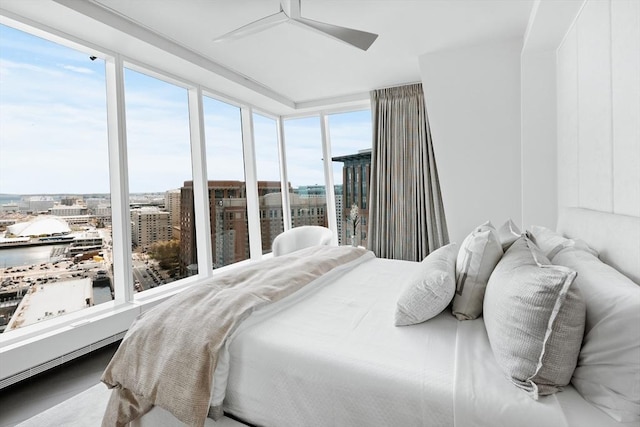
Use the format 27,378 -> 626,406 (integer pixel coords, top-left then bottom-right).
272,226 -> 334,257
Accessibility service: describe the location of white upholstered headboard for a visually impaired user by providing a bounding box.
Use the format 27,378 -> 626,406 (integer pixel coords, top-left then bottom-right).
557,207 -> 640,285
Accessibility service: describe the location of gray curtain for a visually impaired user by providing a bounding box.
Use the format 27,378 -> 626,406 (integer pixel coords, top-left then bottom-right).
367,83 -> 448,261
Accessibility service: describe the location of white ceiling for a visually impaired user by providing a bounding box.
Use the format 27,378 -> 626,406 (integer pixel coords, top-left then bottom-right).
1,0 -> 535,115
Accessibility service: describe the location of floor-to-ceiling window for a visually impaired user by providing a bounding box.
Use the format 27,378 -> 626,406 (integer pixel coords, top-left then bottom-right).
203,96 -> 250,268
253,113 -> 284,253
328,110 -> 372,246
0,24 -> 112,332
124,67 -> 194,291
0,15 -> 372,385
283,117 -> 327,229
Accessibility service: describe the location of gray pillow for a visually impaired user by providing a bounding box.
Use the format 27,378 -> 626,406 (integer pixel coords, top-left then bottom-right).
395,243 -> 458,326
528,225 -> 597,260
483,236 -> 585,399
452,221 -> 503,320
496,218 -> 521,251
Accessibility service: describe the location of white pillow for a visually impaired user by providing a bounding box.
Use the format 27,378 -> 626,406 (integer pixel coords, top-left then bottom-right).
496,218 -> 522,251
484,237 -> 585,399
451,221 -> 503,320
553,249 -> 640,423
528,225 -> 597,261
395,243 -> 458,326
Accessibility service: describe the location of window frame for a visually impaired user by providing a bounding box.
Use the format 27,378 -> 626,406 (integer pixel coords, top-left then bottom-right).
0,15 -> 371,384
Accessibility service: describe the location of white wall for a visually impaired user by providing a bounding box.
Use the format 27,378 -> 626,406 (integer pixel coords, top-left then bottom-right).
557,0 -> 640,217
521,50 -> 557,230
419,39 -> 522,244
519,0 -> 586,232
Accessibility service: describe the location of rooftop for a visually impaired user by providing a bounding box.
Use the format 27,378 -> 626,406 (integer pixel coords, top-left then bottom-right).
5,278 -> 93,331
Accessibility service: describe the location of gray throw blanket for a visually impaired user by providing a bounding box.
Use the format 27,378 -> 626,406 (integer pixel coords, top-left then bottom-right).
101,245 -> 368,426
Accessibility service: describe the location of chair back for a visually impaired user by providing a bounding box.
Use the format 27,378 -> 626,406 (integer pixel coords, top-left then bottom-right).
272,226 -> 334,257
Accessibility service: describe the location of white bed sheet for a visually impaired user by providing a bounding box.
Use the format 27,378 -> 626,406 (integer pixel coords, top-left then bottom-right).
220,256 -> 458,427
454,315 -> 634,427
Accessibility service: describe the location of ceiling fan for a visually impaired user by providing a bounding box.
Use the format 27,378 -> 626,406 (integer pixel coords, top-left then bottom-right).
212,0 -> 378,51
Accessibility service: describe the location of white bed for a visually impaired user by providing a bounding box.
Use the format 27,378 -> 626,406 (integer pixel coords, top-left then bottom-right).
122,207 -> 639,427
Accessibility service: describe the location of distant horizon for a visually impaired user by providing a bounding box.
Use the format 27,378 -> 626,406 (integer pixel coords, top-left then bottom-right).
0,183 -> 346,200
0,192 -> 161,199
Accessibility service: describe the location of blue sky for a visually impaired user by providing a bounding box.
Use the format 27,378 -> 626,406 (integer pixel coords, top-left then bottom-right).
0,23 -> 371,196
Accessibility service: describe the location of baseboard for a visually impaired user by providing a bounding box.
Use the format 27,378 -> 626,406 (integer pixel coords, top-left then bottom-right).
0,331 -> 125,389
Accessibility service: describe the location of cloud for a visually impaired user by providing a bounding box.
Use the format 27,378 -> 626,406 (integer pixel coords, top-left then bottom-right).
0,24 -> 372,197
60,64 -> 94,74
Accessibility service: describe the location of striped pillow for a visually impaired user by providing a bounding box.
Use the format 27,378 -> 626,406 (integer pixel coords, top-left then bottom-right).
483,236 -> 585,398
528,225 -> 597,260
451,221 -> 503,320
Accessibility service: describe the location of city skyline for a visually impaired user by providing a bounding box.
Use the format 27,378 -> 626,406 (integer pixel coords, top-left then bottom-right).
0,24 -> 372,196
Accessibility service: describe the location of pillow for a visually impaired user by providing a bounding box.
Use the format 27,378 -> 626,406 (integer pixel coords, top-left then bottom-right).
496,218 -> 522,251
452,221 -> 503,320
553,248 -> 640,423
483,236 -> 585,399
528,225 -> 597,261
395,243 -> 458,326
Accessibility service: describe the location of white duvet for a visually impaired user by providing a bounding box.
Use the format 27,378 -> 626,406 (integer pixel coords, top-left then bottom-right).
216,256 -> 457,426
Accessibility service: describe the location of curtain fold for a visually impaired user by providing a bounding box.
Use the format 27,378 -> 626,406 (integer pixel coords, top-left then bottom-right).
367,83 -> 448,261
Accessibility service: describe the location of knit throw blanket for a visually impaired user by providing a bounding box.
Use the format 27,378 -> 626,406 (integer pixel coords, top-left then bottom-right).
101,245 -> 368,426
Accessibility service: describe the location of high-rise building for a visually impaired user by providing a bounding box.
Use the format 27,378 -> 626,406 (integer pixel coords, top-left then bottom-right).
257,181 -> 287,253
334,185 -> 343,244
180,180 -> 328,273
180,180 -> 281,272
289,192 -> 328,228
332,149 -> 371,247
164,189 -> 181,229
131,207 -> 172,248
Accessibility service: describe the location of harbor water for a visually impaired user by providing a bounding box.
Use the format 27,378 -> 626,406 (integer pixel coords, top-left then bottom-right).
0,245 -> 68,269
0,244 -> 114,305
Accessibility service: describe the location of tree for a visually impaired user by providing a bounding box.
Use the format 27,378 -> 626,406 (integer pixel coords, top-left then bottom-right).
148,239 -> 180,272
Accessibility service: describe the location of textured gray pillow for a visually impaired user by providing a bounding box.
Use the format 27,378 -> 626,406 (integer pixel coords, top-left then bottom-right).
528,225 -> 597,260
395,243 -> 458,326
483,237 -> 585,399
452,221 -> 503,320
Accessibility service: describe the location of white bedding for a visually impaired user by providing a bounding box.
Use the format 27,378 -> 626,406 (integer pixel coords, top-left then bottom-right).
213,254 -> 631,427
129,247 -> 633,427
220,257 -> 457,426
454,318 -> 634,427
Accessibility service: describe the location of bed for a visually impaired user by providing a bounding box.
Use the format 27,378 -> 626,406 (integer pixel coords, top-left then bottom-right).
101,207 -> 640,427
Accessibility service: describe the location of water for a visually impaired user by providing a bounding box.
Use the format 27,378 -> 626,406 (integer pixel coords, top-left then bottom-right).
0,244 -> 114,304
0,245 -> 68,268
93,285 -> 113,304
0,194 -> 21,205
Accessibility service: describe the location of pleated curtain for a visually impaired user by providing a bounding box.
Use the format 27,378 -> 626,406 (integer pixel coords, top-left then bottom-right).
367,83 -> 448,261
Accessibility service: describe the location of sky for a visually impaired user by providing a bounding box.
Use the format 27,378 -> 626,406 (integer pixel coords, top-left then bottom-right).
0,23 -> 371,196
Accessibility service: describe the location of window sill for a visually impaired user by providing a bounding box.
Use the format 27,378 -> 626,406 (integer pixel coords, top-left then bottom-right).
0,255 -> 271,384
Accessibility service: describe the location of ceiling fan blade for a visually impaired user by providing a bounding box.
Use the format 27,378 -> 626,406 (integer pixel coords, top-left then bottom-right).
213,10 -> 289,43
292,17 -> 378,51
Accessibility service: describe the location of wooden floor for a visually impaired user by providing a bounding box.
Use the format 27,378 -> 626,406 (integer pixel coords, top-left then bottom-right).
0,342 -> 119,427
